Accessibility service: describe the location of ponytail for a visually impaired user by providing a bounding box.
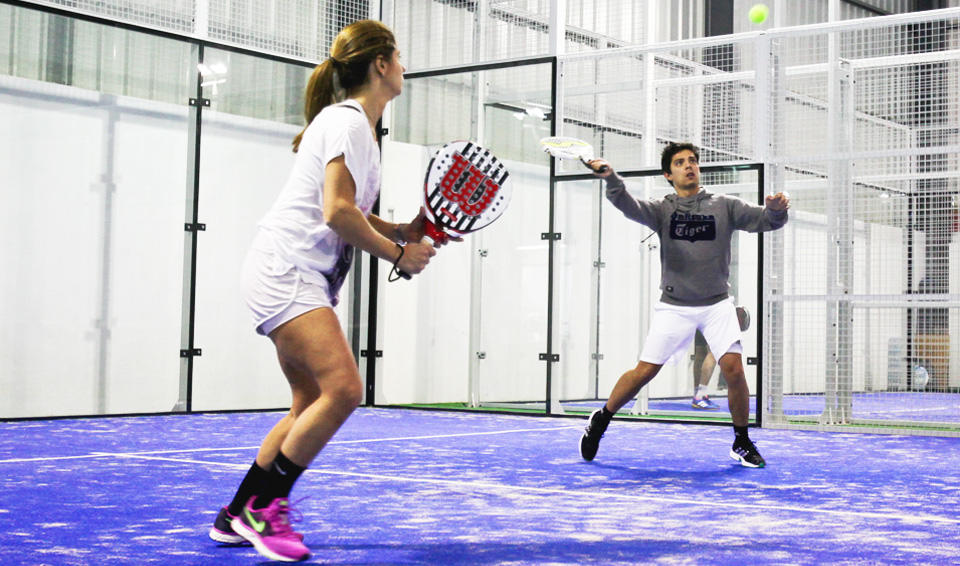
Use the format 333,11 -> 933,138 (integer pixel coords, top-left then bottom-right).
292,59 -> 337,153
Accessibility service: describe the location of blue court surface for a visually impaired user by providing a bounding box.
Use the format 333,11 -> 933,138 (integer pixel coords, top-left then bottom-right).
1,408 -> 958,565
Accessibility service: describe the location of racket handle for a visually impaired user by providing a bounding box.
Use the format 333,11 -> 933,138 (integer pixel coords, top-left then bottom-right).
580,157 -> 608,174
394,224 -> 444,281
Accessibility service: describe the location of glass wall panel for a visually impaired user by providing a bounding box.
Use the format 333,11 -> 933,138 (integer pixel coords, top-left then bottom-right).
554,179 -> 603,408
377,138 -> 473,406
0,5 -> 190,417
106,98 -> 190,414
572,168 -> 760,422
563,175 -> 654,416
475,153 -> 550,409
379,62 -> 551,411
191,49 -> 320,411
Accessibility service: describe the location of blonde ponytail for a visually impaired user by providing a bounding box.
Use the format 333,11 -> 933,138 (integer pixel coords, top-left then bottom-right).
292,59 -> 337,153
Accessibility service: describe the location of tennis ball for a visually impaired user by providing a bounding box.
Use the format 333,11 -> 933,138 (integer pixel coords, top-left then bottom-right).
748,4 -> 769,24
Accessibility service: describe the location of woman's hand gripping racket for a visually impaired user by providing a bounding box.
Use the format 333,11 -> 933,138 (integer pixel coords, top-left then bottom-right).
394,141 -> 512,280
540,136 -> 609,173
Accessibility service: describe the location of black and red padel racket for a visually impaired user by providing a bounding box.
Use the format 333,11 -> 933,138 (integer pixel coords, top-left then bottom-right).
396,141 -> 512,279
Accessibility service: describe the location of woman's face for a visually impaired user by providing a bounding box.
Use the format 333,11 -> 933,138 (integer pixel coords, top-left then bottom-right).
382,49 -> 405,98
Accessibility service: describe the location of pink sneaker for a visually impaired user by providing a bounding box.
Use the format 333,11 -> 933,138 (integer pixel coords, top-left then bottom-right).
231,497 -> 310,562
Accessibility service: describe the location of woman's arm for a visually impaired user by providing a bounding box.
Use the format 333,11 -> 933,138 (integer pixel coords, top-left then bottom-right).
323,156 -> 435,274
368,214 -> 406,244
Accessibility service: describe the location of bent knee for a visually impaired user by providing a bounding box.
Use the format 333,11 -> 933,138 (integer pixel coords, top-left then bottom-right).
633,361 -> 661,380
324,371 -> 364,408
722,369 -> 747,385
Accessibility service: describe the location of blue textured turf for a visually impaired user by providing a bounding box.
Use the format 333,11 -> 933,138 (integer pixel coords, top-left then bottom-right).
1,408 -> 958,565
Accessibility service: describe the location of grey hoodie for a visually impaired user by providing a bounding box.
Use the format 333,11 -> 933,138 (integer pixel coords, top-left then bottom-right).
605,174 -> 788,306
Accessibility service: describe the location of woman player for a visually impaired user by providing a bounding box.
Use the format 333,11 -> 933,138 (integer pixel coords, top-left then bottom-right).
208,20 -> 439,562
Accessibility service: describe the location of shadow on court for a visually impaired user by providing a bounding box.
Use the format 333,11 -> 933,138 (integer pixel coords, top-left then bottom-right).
582,460 -> 753,480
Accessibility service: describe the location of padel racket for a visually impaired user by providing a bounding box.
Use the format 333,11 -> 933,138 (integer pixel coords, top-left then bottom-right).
396,140 -> 512,279
540,136 -> 608,173
736,306 -> 750,331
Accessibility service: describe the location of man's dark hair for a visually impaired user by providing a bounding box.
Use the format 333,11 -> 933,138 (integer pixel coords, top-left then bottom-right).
660,142 -> 700,178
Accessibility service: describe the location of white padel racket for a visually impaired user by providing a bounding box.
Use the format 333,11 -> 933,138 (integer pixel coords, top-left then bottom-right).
396,141 -> 512,280
539,136 -> 608,173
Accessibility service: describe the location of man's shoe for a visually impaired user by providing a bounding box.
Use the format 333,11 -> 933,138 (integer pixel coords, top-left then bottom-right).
730,437 -> 766,468
231,497 -> 310,562
692,396 -> 719,410
580,408 -> 610,461
209,506 -> 247,544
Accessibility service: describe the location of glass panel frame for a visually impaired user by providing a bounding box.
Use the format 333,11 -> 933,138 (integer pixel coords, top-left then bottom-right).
377,60 -> 554,413
0,7 -> 192,417
190,49 -> 322,411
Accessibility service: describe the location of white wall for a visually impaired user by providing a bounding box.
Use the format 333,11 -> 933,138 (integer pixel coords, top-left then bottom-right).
0,76 -> 184,417
0,75 -> 352,417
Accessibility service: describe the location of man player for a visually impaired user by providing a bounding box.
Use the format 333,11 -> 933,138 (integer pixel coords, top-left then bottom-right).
580,142 -> 789,468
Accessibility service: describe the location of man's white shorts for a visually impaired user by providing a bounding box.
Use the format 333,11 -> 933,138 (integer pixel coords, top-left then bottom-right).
639,297 -> 743,365
240,231 -> 333,336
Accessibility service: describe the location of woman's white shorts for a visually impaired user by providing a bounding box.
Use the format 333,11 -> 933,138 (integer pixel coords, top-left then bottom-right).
240,231 -> 333,336
639,297 -> 744,365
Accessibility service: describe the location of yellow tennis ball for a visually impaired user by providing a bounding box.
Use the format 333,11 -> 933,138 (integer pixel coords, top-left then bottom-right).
748,4 -> 769,24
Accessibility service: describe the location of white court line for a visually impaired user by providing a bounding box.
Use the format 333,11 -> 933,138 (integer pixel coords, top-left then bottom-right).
111,452 -> 960,526
0,426 -> 579,464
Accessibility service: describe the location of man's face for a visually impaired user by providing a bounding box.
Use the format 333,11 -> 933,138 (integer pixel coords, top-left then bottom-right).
664,149 -> 700,192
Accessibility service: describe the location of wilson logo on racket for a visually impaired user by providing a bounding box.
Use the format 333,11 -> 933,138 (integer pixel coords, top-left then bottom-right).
394,141 -> 512,281
438,152 -> 502,217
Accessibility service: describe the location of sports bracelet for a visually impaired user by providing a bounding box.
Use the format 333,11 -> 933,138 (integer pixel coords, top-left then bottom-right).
388,243 -> 405,282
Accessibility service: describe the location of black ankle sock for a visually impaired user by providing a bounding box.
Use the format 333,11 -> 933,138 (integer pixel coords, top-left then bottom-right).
227,461 -> 270,516
733,425 -> 749,440
599,405 -> 615,420
253,451 -> 306,507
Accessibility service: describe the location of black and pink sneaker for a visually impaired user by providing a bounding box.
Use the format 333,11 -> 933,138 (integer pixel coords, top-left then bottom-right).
231,497 -> 310,562
209,507 -> 246,545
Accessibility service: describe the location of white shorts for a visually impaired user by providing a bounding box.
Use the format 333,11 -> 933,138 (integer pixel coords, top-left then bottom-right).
241,231 -> 333,336
639,297 -> 744,365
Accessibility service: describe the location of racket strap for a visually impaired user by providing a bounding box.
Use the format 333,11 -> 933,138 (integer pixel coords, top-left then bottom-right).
388,243 -> 405,282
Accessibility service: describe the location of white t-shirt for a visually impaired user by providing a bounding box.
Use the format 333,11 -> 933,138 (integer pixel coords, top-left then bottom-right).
258,99 -> 381,299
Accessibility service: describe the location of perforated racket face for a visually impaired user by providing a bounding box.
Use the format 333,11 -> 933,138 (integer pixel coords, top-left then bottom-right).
423,141 -> 512,237
540,136 -> 595,161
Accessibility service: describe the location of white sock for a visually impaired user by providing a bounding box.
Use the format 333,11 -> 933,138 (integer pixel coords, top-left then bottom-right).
694,385 -> 708,399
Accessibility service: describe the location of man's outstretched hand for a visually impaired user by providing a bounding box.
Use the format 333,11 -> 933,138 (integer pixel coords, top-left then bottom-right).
765,192 -> 790,212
